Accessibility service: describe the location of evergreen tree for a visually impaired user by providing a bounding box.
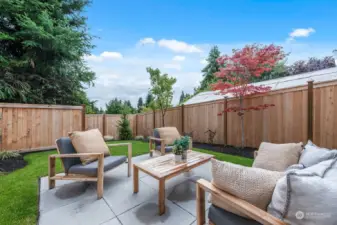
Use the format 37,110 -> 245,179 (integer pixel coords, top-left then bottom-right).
117,113 -> 133,140
179,91 -> 185,104
145,92 -> 154,107
137,97 -> 144,113
0,0 -> 95,104
196,46 -> 221,93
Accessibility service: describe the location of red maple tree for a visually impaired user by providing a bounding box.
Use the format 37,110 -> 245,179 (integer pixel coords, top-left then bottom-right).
212,44 -> 285,147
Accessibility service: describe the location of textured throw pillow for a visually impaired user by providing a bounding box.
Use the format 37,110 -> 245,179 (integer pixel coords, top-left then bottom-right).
253,142 -> 303,171
69,129 -> 110,165
210,159 -> 284,218
155,127 -> 181,145
268,158 -> 337,225
299,140 -> 337,168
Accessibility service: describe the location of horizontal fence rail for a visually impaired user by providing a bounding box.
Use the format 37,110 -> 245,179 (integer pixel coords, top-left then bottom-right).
1,79 -> 337,152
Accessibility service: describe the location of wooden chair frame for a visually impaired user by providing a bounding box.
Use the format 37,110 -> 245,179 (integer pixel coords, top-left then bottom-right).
196,179 -> 286,225
149,136 -> 193,156
49,142 -> 132,199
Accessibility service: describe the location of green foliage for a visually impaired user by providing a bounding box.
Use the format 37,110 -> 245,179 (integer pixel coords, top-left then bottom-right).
137,97 -> 143,113
0,151 -> 21,160
251,61 -> 288,82
117,113 -> 133,140
172,136 -> 190,155
195,46 -> 221,93
147,67 -> 176,126
105,98 -> 136,114
178,91 -> 193,105
0,0 -> 95,105
145,91 -> 154,107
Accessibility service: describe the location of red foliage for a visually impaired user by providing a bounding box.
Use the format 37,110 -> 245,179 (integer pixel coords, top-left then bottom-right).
212,44 -> 284,115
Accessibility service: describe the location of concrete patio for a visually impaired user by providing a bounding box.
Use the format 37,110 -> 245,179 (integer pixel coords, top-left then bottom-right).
38,154 -> 212,225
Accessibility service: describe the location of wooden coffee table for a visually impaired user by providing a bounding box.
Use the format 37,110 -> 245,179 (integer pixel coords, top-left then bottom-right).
133,150 -> 214,215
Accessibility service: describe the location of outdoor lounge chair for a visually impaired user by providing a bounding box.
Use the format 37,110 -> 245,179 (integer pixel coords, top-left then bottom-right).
149,127 -> 192,156
48,137 -> 132,199
195,150 -> 286,225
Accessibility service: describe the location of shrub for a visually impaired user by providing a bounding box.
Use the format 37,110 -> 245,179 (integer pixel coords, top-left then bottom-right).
117,113 -> 133,140
0,151 -> 21,160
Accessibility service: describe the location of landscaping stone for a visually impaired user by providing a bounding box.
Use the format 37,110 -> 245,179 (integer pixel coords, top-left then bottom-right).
39,195 -> 115,225
104,136 -> 114,141
38,154 -> 213,225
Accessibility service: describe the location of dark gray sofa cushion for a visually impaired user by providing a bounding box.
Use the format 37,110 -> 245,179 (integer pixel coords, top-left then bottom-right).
56,137 -> 81,173
155,145 -> 173,152
68,156 -> 127,177
209,205 -> 262,225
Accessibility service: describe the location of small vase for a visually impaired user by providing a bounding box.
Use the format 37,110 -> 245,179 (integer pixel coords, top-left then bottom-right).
182,150 -> 187,161
175,154 -> 183,163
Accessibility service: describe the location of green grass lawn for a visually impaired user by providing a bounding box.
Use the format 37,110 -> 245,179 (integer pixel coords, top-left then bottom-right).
0,141 -> 253,225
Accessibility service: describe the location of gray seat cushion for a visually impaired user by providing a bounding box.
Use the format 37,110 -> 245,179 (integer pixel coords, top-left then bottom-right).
155,145 -> 174,153
56,137 -> 82,173
209,205 -> 262,225
68,156 -> 127,177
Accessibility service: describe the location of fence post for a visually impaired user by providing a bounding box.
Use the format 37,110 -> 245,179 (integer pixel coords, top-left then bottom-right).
181,104 -> 185,134
102,114 -> 106,136
307,81 -> 314,141
223,97 -> 228,146
81,104 -> 86,131
153,110 -> 156,129
135,114 -> 138,136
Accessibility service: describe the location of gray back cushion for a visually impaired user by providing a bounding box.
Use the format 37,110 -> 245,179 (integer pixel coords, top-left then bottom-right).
299,140 -> 337,167
56,137 -> 81,173
268,158 -> 337,225
153,129 -> 161,146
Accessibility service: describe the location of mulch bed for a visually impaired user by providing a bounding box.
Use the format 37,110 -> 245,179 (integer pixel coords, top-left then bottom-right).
193,142 -> 257,159
0,155 -> 27,173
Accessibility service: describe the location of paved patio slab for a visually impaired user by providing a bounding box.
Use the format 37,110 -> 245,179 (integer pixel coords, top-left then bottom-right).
38,154 -> 212,225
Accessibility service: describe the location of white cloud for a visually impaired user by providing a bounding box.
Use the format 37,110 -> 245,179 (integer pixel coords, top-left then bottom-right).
100,51 -> 123,59
139,37 -> 156,45
84,51 -> 123,62
200,59 -> 207,65
287,28 -> 315,41
173,55 -> 186,61
158,39 -> 202,53
163,63 -> 182,71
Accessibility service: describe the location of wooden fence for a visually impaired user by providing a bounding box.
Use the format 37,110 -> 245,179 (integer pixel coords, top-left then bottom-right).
0,103 -> 83,152
2,79 -> 337,152
136,80 -> 337,149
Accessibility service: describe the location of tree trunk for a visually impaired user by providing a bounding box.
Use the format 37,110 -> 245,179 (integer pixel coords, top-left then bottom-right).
239,96 -> 245,148
162,110 -> 165,127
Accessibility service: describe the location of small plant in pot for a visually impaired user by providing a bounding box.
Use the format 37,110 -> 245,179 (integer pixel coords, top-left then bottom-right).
173,136 -> 190,162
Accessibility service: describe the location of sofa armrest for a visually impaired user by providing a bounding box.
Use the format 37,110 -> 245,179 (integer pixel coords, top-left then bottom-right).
49,153 -> 103,158
149,136 -> 164,142
196,179 -> 286,225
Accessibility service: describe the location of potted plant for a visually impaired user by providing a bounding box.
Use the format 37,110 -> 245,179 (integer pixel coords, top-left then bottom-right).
173,136 -> 190,162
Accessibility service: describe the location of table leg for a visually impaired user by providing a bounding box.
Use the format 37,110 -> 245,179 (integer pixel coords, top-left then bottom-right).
159,179 -> 165,215
133,165 -> 139,193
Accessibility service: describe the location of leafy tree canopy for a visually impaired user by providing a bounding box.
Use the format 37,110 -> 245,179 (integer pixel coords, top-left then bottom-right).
105,98 -> 136,114
0,0 -> 95,107
147,67 -> 176,126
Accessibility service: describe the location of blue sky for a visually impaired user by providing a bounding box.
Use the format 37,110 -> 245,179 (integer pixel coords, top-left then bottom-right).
84,0 -> 337,108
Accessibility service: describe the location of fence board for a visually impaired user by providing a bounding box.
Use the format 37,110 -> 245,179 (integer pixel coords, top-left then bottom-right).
0,105 -> 83,151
